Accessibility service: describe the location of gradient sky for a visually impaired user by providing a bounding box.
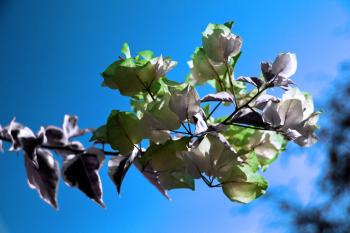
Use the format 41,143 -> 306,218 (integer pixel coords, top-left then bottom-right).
0,1 -> 349,233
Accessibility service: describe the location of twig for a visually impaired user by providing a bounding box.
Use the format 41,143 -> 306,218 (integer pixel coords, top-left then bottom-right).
206,101 -> 222,121
135,74 -> 155,101
0,135 -> 120,156
224,59 -> 238,107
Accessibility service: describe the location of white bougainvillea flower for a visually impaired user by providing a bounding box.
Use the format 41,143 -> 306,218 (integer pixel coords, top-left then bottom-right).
169,85 -> 201,122
188,49 -> 227,85
63,115 -> 92,139
282,88 -> 314,120
262,88 -> 319,147
150,55 -> 177,78
253,94 -> 279,110
262,53 -> 297,89
178,133 -> 237,178
247,131 -> 285,166
202,24 -> 242,62
272,52 -> 297,79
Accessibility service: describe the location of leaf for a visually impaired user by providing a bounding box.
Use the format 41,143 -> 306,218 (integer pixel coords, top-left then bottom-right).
222,125 -> 256,153
108,149 -> 140,195
102,58 -> 155,96
16,126 -> 43,166
236,76 -> 264,88
187,133 -> 237,178
138,50 -> 154,61
202,23 -> 242,62
140,137 -> 194,190
90,125 -> 107,143
121,42 -> 131,58
200,91 -> 234,103
261,62 -> 274,82
169,85 -> 200,121
224,21 -> 234,29
141,96 -> 180,143
107,110 -> 143,154
133,158 -> 171,200
62,148 -> 105,207
221,164 -> 268,203
189,48 -> 226,84
232,108 -> 267,128
158,171 -> 195,191
25,148 -> 59,209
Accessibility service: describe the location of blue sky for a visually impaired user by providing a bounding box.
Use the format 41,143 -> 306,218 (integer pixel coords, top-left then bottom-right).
0,0 -> 349,233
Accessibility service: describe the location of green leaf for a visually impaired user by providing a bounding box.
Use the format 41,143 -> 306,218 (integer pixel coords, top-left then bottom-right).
140,93 -> 181,144
187,133 -> 237,178
90,125 -> 107,143
140,137 -> 194,190
222,125 -> 256,152
221,164 -> 268,203
158,171 -> 195,190
121,42 -> 131,58
190,48 -> 226,85
106,110 -> 143,154
102,58 -> 156,96
138,50 -> 154,61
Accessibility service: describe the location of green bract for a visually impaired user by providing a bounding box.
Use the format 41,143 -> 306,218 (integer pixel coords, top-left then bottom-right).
106,110 -> 143,154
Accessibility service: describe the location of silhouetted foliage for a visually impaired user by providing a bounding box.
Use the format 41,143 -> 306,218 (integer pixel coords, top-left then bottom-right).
276,62 -> 350,233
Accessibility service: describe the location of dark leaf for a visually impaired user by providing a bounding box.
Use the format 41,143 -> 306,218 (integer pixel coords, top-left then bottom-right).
200,91 -> 234,103
237,76 -> 264,88
62,148 -> 105,207
261,62 -> 274,82
18,127 -> 40,162
224,21 -> 234,29
25,148 -> 59,209
108,149 -> 140,195
232,108 -> 267,128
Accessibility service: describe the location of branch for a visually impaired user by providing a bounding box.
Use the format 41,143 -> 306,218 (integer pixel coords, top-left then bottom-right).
205,101 -> 222,121
135,74 -> 155,101
224,59 -> 238,107
221,85 -> 268,125
0,135 -> 120,156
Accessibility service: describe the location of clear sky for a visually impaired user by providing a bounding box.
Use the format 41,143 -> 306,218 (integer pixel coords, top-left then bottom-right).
0,1 -> 349,233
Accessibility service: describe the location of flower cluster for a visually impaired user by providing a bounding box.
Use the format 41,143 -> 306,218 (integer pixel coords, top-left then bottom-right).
1,21 -> 319,208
